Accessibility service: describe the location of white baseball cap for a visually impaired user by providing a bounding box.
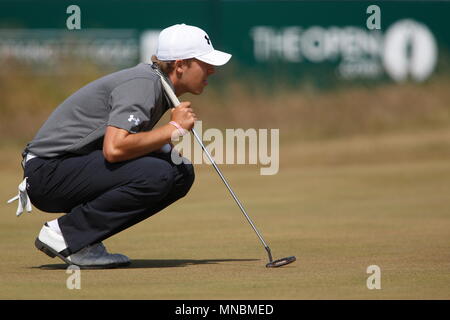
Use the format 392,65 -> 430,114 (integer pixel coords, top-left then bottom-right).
156,24 -> 232,66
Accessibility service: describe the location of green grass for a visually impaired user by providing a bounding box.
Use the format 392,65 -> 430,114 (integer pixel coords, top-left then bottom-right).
1,129 -> 449,299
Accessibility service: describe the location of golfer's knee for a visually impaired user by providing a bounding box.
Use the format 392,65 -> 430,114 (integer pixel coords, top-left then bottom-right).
178,163 -> 195,198
158,170 -> 176,197
137,163 -> 175,200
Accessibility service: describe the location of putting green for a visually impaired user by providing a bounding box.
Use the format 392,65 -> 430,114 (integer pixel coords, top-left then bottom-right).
0,130 -> 449,299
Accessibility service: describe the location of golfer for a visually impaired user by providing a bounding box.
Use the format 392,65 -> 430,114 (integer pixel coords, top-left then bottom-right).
14,24 -> 231,268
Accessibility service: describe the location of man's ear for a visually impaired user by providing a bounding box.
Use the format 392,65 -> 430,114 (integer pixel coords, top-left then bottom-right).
174,60 -> 186,75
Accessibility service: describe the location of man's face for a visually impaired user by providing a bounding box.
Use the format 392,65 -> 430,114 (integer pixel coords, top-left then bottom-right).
177,59 -> 215,95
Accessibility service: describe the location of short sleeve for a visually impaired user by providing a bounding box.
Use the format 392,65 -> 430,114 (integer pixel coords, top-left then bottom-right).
108,78 -> 156,133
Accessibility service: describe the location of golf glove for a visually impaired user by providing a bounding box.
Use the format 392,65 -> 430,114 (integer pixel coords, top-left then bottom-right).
7,177 -> 32,217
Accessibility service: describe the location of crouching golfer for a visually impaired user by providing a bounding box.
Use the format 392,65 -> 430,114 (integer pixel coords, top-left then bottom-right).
17,24 -> 231,268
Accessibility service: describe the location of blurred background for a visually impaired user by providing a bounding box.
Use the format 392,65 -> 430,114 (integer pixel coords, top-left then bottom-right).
0,0 -> 449,299
1,0 -> 449,148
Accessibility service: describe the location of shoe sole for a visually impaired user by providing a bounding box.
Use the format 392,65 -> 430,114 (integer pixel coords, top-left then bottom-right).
35,238 -> 130,269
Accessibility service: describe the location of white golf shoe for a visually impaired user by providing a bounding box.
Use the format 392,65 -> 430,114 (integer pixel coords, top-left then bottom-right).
35,223 -> 130,269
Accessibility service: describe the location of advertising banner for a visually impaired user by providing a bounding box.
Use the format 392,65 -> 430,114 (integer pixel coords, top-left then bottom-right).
0,1 -> 448,85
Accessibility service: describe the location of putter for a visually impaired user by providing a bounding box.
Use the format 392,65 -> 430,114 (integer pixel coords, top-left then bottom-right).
157,70 -> 296,268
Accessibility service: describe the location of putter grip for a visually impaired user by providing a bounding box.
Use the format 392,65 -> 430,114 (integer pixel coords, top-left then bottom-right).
159,76 -> 181,107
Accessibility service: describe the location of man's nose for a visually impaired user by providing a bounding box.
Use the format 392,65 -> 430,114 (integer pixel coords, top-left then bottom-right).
208,66 -> 215,75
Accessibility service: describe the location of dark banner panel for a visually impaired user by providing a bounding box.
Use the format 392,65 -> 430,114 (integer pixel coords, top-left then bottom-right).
0,1 -> 448,86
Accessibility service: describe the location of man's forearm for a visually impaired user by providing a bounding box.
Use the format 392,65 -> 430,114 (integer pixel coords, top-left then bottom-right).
103,124 -> 177,163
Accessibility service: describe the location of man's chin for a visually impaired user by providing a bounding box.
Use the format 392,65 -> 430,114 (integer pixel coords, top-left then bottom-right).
190,88 -> 204,95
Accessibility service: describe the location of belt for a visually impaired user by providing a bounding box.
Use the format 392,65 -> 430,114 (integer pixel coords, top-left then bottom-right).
25,152 -> 37,162
21,152 -> 37,169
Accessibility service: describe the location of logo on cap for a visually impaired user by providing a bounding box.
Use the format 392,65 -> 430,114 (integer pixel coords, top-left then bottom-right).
204,35 -> 211,45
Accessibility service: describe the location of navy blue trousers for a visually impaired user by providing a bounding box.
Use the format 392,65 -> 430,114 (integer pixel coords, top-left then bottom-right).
24,150 -> 195,254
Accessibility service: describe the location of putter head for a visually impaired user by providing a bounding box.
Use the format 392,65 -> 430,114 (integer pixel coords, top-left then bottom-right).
266,256 -> 296,268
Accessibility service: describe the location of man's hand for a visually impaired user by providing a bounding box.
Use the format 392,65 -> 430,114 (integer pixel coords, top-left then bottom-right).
171,101 -> 197,131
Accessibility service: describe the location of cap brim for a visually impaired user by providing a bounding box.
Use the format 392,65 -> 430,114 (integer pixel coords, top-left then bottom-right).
196,50 -> 232,66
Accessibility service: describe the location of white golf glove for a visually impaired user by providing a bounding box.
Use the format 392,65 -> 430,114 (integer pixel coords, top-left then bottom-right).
7,177 -> 32,217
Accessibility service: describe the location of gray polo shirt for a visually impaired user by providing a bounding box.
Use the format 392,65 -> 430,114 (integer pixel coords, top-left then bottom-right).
25,63 -> 172,157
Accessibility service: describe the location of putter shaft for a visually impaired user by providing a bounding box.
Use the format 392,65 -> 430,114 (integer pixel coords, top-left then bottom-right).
191,128 -> 273,262
157,71 -> 273,263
